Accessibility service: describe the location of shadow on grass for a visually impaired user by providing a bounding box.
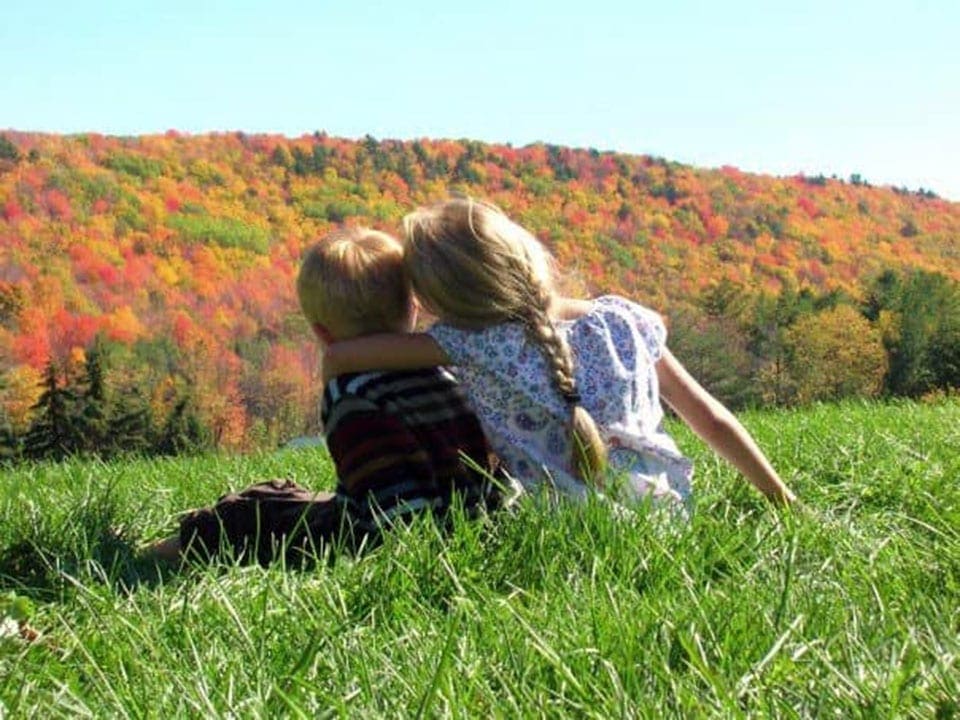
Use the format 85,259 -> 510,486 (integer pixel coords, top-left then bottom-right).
0,505 -> 179,603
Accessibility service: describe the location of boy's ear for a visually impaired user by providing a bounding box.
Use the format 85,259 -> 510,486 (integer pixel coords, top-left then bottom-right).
310,322 -> 335,345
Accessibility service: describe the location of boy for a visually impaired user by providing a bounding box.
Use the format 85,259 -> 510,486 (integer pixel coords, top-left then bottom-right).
149,228 -> 506,565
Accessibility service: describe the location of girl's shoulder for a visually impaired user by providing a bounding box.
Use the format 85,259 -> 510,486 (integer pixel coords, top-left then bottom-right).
426,318 -> 526,368
572,295 -> 668,360
555,294 -> 663,327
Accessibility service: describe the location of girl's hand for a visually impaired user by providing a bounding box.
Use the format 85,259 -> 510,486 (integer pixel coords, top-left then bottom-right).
657,348 -> 797,504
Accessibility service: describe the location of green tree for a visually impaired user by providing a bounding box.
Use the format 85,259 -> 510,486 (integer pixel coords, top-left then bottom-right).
0,374 -> 19,463
23,363 -> 80,461
107,387 -> 154,456
747,283 -> 826,405
155,397 -> 211,456
669,306 -> 758,409
0,135 -> 20,162
73,338 -> 109,453
270,144 -> 292,169
866,270 -> 960,396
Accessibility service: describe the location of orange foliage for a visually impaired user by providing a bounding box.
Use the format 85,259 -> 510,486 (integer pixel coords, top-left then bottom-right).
0,130 -> 958,449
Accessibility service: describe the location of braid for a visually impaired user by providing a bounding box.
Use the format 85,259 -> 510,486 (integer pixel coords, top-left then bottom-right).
519,275 -> 577,397
511,255 -> 607,486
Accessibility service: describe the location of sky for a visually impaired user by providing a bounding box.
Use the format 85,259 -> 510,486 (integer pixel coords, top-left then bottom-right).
2,0 -> 958,199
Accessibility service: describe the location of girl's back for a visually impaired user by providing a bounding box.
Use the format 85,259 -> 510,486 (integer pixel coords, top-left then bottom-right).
427,295 -> 692,505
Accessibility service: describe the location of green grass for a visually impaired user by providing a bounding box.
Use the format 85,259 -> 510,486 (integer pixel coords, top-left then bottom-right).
1,399 -> 958,718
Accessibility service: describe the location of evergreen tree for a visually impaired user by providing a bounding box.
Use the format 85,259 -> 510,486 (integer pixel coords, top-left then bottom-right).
396,152 -> 417,189
155,397 -> 210,456
270,144 -> 292,169
23,362 -> 79,461
107,387 -> 154,456
0,135 -> 20,163
0,422 -> 18,463
866,270 -> 960,396
453,154 -> 480,184
0,375 -> 18,463
73,338 -> 109,453
311,143 -> 331,174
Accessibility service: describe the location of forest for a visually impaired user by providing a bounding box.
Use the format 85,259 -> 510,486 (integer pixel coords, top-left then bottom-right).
1,130 -> 959,460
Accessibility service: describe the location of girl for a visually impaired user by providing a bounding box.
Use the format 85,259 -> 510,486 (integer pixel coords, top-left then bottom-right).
323,198 -> 796,509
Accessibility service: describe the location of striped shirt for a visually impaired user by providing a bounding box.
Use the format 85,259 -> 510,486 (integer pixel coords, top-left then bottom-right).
322,368 -> 504,534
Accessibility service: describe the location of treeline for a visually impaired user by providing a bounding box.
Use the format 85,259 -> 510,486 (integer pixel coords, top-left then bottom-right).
0,337 -> 210,464
3,266 -> 957,466
668,267 -> 960,409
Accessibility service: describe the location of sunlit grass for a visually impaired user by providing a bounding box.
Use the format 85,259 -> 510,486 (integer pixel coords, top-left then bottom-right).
1,399 -> 958,717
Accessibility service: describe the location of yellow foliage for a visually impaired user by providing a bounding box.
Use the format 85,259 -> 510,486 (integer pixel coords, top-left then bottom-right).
155,259 -> 180,286
785,305 -> 888,403
106,305 -> 146,343
1,365 -> 44,432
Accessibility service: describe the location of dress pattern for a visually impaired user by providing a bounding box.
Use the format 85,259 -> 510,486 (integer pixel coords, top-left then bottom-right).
427,295 -> 693,507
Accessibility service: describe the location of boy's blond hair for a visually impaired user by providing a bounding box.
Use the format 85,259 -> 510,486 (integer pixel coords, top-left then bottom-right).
297,227 -> 411,338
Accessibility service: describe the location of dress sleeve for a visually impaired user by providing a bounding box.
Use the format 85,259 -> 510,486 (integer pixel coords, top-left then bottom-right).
597,295 -> 667,361
426,323 -> 468,366
427,322 -> 521,369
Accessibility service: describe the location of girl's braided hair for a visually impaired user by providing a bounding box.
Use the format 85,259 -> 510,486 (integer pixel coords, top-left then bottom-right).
402,197 -> 607,484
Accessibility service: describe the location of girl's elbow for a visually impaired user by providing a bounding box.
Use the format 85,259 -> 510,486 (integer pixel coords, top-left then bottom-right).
696,407 -> 739,446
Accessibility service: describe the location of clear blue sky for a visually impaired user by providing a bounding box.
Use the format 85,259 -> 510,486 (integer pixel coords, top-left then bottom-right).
3,1 -> 958,199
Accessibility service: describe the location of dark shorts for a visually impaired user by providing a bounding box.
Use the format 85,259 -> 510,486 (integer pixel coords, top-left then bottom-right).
178,479 -> 349,567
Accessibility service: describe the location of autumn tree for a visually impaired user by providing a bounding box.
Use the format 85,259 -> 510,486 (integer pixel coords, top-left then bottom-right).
784,305 -> 887,404
668,305 -> 758,409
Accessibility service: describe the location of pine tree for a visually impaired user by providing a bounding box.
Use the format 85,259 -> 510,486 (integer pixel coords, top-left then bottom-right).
155,397 -> 210,456
23,362 -> 79,461
0,375 -> 18,463
73,338 -> 109,454
0,422 -> 18,463
107,387 -> 153,456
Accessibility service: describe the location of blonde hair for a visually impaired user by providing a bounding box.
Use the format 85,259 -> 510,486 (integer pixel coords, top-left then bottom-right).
402,198 -> 607,485
297,227 -> 411,338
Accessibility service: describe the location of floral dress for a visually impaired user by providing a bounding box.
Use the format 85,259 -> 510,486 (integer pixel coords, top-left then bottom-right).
427,295 -> 693,508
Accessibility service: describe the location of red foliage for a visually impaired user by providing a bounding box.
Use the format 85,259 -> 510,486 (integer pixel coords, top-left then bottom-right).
2,199 -> 23,221
797,196 -> 819,219
42,189 -> 73,221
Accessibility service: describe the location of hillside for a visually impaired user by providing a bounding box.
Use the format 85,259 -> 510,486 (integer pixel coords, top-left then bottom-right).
1,131 -> 959,450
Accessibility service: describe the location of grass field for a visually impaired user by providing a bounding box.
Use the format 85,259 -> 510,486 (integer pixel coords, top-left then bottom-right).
1,399 -> 958,718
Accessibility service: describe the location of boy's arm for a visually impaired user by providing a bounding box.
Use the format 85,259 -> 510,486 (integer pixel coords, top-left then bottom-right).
322,333 -> 450,382
656,348 -> 796,504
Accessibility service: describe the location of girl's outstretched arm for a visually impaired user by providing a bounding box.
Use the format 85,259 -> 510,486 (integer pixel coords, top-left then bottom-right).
656,348 -> 797,504
322,333 -> 450,382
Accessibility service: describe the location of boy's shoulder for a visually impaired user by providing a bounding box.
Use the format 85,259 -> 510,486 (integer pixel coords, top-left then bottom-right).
321,367 -> 461,417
